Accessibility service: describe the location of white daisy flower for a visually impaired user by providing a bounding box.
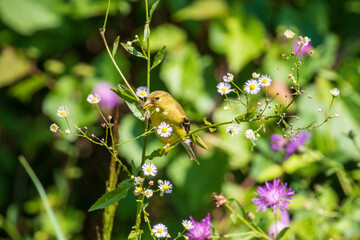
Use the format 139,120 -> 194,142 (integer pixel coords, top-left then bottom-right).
87,93 -> 101,104
144,189 -> 153,198
223,73 -> 234,82
301,36 -> 311,46
157,122 -> 173,138
57,106 -> 69,118
244,80 -> 260,94
152,223 -> 168,238
142,163 -> 157,176
252,72 -> 260,79
158,180 -> 173,194
136,86 -> 149,99
182,220 -> 194,230
226,122 -> 241,137
134,176 -> 144,185
284,29 -> 295,39
258,74 -> 272,87
134,186 -> 143,195
330,88 -> 340,97
50,123 -> 59,133
244,129 -> 256,140
217,82 -> 232,95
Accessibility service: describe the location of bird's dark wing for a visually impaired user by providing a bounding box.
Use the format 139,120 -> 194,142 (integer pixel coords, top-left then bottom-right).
182,118 -> 190,134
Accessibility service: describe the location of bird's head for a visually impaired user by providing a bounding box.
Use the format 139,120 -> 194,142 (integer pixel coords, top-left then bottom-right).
143,91 -> 172,110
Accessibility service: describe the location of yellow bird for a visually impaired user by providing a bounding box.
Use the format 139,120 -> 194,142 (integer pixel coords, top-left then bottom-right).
143,91 -> 199,164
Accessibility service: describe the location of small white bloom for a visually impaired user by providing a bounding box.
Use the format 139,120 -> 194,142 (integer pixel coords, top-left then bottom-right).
158,180 -> 173,194
144,189 -> 153,198
330,88 -> 340,97
284,29 -> 295,39
244,80 -> 260,94
217,82 -> 232,95
224,106 -> 231,111
57,106 -> 69,118
134,186 -> 143,195
223,73 -> 234,82
87,93 -> 101,104
244,129 -> 256,140
155,108 -> 160,112
136,86 -> 149,99
65,129 -> 71,135
134,176 -> 144,185
142,163 -> 157,176
301,36 -> 311,46
252,72 -> 260,79
50,123 -> 59,133
226,122 -> 241,137
152,223 -> 168,238
258,74 -> 272,87
182,220 -> 194,230
157,122 -> 173,138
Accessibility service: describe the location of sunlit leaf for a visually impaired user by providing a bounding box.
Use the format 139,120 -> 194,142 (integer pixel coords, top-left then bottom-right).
149,0 -> 160,21
112,36 -> 120,57
276,227 -> 289,240
88,179 -> 133,211
121,43 -> 147,59
191,134 -> 207,149
151,46 -> 166,69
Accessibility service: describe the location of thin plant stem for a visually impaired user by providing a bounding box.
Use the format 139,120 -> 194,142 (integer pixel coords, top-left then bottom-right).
19,156 -> 66,240
102,0 -> 111,32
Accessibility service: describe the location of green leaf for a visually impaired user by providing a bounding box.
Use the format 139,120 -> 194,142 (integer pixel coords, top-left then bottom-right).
143,23 -> 150,42
209,127 -> 217,132
112,36 -> 120,57
112,85 -> 145,121
121,43 -> 147,59
145,148 -> 163,160
130,160 -> 138,176
276,227 -> 289,240
229,212 -> 237,224
88,179 -> 133,211
149,0 -> 161,21
232,199 -> 246,219
151,46 -> 166,69
203,118 -> 212,126
128,230 -> 138,240
191,134 -> 207,149
234,114 -> 246,124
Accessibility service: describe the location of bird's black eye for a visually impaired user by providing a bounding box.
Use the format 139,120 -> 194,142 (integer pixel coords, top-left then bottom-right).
155,97 -> 160,100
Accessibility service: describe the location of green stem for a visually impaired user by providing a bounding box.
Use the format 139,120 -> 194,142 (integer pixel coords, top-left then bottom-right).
0,214 -> 23,240
102,0 -> 111,32
145,0 -> 151,90
225,204 -> 271,240
19,156 -> 66,240
211,231 -> 255,239
100,29 -> 139,101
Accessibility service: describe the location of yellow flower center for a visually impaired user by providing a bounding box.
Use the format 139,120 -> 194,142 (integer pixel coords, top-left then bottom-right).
161,127 -> 168,133
221,87 -> 228,92
157,228 -> 163,234
232,126 -> 237,131
51,125 -> 57,130
227,77 -> 231,81
140,91 -> 146,96
162,185 -> 169,191
262,78 -> 268,84
136,187 -> 142,192
250,84 -> 256,90
60,110 -> 68,116
92,97 -> 99,102
146,167 -> 152,173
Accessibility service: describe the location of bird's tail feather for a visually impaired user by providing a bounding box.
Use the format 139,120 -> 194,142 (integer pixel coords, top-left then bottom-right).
181,139 -> 199,165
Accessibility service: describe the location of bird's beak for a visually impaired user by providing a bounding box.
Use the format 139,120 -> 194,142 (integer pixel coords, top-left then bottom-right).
143,99 -> 154,109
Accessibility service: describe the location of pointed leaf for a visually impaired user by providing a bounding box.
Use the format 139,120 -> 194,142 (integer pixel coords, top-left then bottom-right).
149,0 -> 160,21
112,85 -> 145,121
209,127 -> 217,132
111,86 -> 136,104
203,118 -> 212,126
276,227 -> 289,240
151,45 -> 166,69
112,36 -> 120,57
232,199 -> 246,218
145,148 -> 163,160
121,43 -> 147,59
88,179 -> 133,211
191,134 -> 207,149
125,101 -> 145,121
143,23 -> 150,42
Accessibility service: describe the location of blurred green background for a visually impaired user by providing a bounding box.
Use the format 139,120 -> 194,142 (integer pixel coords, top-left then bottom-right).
1,0 -> 360,239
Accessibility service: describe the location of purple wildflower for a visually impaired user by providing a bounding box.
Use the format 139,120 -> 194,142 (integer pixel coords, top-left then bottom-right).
292,41 -> 312,57
270,132 -> 311,160
268,211 -> 290,239
93,82 -> 120,107
252,179 -> 295,215
186,214 -> 212,240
